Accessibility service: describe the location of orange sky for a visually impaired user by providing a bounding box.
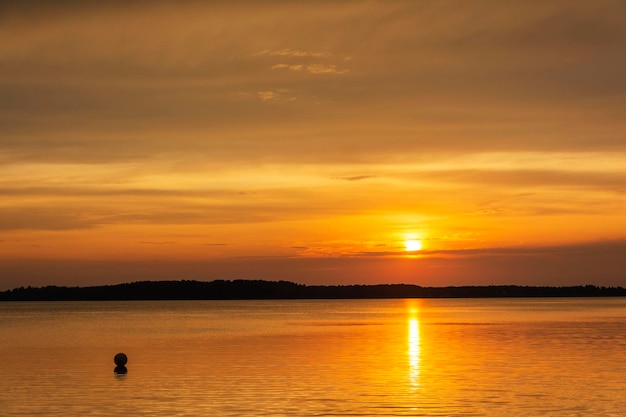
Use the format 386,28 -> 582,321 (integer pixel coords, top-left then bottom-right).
1,1 -> 625,289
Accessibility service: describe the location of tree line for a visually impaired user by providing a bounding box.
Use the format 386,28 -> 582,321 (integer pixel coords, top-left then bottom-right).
1,280 -> 625,301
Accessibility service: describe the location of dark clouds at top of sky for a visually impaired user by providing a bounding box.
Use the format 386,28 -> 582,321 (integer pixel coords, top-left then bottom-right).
1,0 -> 623,163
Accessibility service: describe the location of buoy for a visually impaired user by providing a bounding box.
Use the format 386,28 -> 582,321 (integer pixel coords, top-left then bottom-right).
114,353 -> 128,374
114,353 -> 128,366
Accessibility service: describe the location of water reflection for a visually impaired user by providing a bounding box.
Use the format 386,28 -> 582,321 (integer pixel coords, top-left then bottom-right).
407,306 -> 421,390
2,300 -> 626,416
114,372 -> 127,380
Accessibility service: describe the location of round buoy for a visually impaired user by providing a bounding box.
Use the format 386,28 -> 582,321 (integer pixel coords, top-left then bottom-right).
114,352 -> 128,375
114,353 -> 128,367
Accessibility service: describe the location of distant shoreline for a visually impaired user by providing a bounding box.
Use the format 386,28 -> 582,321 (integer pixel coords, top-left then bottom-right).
1,280 -> 625,301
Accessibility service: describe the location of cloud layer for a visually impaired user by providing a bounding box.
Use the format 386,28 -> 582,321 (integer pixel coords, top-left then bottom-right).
1,0 -> 625,288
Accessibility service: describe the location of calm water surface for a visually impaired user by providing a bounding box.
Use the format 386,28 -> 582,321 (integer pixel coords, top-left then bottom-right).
1,298 -> 625,416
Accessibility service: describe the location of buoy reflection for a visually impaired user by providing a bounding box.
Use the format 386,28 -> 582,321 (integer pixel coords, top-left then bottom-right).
408,315 -> 421,390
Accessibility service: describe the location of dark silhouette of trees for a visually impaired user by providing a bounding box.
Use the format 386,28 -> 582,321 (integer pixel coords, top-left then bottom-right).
1,280 -> 624,301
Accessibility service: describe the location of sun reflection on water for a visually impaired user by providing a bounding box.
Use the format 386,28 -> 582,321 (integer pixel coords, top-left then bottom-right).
408,306 -> 421,390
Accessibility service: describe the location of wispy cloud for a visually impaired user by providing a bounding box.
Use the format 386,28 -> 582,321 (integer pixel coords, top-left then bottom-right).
271,63 -> 348,74
254,49 -> 331,58
349,239 -> 626,259
333,175 -> 377,181
400,168 -> 626,191
257,89 -> 296,102
0,207 -> 98,231
139,241 -> 177,245
259,47 -> 349,75
272,63 -> 301,71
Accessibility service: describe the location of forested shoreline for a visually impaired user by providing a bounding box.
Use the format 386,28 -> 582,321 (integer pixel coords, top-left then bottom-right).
1,280 -> 625,301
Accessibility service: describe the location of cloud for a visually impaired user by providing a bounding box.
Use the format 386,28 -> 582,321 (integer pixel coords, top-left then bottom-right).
333,175 -> 376,181
336,239 -> 626,260
424,240 -> 626,257
401,168 -> 626,191
271,63 -> 348,74
0,207 -> 98,231
1,0 -> 623,168
257,89 -> 296,102
138,241 -> 177,245
255,49 -> 330,58
0,0 -> 624,291
271,63 -> 294,70
258,46 -> 349,75
304,64 -> 349,74
2,238 -> 625,290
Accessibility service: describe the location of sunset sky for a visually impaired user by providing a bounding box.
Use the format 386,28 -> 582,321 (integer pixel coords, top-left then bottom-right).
1,0 -> 625,290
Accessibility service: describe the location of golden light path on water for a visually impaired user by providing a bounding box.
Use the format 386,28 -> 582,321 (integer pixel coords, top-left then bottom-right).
407,303 -> 421,390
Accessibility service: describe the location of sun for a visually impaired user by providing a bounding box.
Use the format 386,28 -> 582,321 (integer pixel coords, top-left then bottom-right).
404,239 -> 423,252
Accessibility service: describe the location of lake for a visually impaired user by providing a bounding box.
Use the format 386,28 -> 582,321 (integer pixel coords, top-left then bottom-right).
1,298 -> 625,416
